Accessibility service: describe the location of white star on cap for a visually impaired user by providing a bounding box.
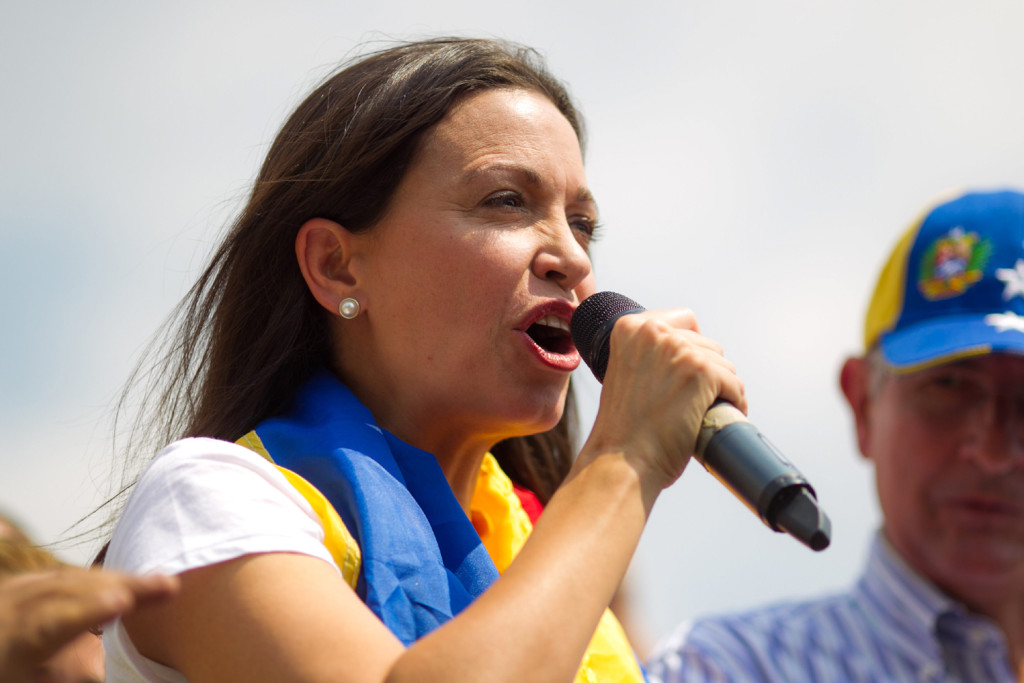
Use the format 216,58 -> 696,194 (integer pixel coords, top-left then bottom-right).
985,311 -> 1024,333
995,258 -> 1024,300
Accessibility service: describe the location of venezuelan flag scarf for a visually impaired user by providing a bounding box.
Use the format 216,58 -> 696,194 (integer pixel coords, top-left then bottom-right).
237,370 -> 645,681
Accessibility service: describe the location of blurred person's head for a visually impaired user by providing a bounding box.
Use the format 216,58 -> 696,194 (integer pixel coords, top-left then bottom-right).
0,510 -> 32,543
0,540 -> 105,683
0,539 -> 60,576
840,189 -> 1024,613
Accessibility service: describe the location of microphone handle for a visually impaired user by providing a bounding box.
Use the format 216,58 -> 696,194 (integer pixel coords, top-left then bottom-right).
568,290 -> 831,551
696,401 -> 831,551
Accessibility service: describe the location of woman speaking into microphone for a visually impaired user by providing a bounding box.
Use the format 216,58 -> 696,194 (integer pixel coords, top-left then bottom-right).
100,37 -> 745,683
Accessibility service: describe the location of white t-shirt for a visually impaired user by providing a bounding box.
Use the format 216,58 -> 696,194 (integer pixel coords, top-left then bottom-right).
103,437 -> 340,682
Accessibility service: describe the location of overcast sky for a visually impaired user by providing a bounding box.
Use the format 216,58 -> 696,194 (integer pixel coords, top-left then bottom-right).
4,0 -> 1024,649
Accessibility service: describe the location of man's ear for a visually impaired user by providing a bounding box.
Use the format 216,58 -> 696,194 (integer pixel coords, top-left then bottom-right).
295,218 -> 362,315
839,356 -> 873,460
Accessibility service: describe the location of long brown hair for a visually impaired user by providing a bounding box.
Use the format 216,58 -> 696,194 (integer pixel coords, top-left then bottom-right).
108,38 -> 585,528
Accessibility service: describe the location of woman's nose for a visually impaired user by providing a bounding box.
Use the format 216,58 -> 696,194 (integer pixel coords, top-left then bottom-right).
531,220 -> 593,293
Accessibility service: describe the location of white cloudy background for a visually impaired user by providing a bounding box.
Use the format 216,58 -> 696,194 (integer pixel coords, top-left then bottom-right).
4,0 -> 1024,653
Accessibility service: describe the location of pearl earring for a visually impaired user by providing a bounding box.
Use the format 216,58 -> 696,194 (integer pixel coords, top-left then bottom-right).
338,297 -> 361,319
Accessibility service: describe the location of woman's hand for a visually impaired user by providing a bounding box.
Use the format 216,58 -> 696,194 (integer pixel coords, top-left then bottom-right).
580,308 -> 746,507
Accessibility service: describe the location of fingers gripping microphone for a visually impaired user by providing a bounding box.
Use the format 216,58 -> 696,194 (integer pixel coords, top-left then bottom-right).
571,291 -> 832,551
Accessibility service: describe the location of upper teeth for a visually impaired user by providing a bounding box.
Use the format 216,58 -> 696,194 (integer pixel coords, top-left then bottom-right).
535,315 -> 569,332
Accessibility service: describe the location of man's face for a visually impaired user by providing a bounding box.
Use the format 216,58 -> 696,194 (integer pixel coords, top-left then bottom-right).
843,353 -> 1024,605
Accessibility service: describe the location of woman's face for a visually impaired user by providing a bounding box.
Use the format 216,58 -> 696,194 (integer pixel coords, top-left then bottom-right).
343,88 -> 597,457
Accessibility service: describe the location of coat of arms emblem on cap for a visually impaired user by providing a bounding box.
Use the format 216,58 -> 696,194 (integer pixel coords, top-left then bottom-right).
917,227 -> 992,301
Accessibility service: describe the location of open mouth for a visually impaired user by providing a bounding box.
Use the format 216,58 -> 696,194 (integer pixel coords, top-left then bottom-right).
526,314 -> 575,355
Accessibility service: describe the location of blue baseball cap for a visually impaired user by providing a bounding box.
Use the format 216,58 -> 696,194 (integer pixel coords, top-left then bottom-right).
864,189 -> 1024,372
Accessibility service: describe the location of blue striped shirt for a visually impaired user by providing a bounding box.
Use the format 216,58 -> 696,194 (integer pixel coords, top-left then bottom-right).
646,534 -> 1016,682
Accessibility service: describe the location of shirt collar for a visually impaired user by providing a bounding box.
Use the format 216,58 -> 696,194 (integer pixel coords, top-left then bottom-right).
855,532 -> 1014,673
854,532 -> 958,666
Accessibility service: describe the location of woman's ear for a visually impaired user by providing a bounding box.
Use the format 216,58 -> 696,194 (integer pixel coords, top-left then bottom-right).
295,218 -> 360,315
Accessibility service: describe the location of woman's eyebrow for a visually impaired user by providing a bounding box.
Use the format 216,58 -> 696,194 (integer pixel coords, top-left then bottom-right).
576,187 -> 596,204
464,163 -> 597,209
464,163 -> 543,186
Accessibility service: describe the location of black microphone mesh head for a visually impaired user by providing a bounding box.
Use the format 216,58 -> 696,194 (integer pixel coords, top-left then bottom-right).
570,291 -> 644,382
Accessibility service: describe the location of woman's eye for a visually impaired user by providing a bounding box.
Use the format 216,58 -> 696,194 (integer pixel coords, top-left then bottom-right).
484,192 -> 524,209
571,217 -> 602,241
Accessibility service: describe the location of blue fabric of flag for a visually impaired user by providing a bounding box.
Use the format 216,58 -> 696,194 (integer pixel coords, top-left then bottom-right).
250,369 -> 500,646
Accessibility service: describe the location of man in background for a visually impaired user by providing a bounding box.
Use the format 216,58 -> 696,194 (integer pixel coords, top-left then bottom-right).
647,189 -> 1024,682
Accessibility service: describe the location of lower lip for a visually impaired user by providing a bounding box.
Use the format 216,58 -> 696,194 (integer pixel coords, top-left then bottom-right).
518,331 -> 581,372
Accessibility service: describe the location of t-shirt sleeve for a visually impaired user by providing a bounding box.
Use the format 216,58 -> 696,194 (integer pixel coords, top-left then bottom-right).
104,437 -> 339,577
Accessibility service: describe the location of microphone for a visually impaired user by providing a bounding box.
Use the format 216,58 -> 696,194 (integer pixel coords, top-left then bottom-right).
570,291 -> 832,552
